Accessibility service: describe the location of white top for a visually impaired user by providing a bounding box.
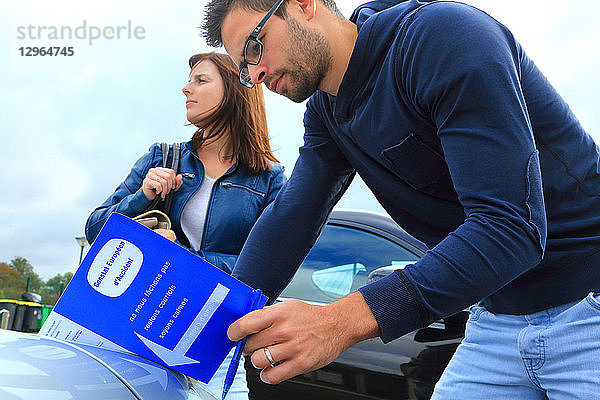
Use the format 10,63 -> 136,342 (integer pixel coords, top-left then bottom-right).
181,175 -> 217,251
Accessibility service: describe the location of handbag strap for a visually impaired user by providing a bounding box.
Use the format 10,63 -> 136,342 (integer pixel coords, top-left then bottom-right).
160,142 -> 169,168
143,142 -> 182,217
162,142 -> 182,216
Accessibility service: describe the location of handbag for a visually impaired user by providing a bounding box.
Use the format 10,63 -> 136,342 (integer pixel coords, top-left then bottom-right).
133,142 -> 182,230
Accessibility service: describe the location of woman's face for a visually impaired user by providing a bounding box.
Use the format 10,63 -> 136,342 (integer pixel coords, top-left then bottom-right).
182,60 -> 225,125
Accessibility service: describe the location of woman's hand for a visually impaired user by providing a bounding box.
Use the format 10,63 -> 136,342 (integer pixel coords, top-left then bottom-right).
153,228 -> 177,242
142,167 -> 183,200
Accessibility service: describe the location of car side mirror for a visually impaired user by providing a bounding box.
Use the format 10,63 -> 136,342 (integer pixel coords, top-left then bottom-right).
367,265 -> 407,284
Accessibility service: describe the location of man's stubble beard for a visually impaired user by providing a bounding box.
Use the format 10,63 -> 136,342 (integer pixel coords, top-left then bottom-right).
280,17 -> 332,103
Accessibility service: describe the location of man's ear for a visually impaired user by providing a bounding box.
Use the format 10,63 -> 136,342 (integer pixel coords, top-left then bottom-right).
289,0 -> 317,21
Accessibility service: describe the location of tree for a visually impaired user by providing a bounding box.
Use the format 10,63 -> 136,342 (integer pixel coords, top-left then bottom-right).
41,272 -> 74,305
44,272 -> 74,293
0,261 -> 26,299
9,257 -> 43,291
0,257 -> 75,305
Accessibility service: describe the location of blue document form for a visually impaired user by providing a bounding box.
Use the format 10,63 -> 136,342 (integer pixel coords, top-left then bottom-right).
39,212 -> 266,383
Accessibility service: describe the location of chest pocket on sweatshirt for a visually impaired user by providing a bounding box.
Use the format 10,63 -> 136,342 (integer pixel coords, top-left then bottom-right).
382,133 -> 456,201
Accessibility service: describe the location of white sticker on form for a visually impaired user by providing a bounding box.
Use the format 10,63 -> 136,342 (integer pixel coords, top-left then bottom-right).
87,238 -> 143,297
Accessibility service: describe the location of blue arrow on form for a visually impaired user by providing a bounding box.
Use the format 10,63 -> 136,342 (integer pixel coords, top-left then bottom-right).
135,283 -> 230,366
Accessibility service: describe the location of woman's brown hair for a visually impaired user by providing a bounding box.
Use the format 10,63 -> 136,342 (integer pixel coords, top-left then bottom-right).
187,52 -> 279,174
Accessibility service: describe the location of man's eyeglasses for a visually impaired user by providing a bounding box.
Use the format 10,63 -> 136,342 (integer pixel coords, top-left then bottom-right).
239,0 -> 286,88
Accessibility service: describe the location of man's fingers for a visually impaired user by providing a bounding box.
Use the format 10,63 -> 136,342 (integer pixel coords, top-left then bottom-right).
250,343 -> 290,370
259,358 -> 306,385
244,323 -> 289,356
227,307 -> 275,342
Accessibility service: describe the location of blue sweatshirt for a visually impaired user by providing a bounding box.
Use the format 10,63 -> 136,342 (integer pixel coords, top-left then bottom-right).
232,0 -> 600,342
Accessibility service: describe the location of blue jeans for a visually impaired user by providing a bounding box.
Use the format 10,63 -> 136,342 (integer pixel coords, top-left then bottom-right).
432,292 -> 600,399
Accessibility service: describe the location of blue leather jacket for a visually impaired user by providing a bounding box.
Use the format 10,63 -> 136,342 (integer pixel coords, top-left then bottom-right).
85,141 -> 286,272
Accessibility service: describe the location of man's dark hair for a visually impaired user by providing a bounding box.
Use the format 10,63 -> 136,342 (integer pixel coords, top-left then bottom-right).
202,0 -> 343,47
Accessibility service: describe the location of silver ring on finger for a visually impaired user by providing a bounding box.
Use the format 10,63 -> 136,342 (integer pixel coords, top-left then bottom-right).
264,346 -> 279,367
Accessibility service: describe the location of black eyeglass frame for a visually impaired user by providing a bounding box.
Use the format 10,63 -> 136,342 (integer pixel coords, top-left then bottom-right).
239,0 -> 286,88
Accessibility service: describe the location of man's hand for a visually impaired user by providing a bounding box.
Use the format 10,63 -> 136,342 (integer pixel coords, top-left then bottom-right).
227,291 -> 380,384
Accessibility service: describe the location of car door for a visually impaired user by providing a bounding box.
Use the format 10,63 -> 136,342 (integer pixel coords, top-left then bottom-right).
246,213 -> 466,400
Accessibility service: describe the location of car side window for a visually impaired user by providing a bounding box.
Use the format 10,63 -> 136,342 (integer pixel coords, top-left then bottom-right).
280,225 -> 420,303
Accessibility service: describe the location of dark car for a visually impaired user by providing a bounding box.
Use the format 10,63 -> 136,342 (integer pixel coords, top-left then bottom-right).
245,209 -> 468,400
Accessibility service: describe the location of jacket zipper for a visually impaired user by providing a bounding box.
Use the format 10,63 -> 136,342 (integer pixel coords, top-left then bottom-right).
220,181 -> 266,197
198,178 -> 218,250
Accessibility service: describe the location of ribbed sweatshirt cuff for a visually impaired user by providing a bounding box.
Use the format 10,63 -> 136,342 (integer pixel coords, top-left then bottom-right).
358,270 -> 429,343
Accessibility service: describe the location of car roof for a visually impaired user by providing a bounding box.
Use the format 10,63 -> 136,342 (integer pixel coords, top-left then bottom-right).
329,209 -> 428,254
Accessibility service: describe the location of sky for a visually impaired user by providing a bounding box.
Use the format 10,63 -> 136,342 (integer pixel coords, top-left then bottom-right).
0,0 -> 599,280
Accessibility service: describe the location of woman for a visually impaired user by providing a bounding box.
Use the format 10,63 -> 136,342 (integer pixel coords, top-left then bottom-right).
85,52 -> 286,399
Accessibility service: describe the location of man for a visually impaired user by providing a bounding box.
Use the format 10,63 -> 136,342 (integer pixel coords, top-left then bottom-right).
203,0 -> 600,398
